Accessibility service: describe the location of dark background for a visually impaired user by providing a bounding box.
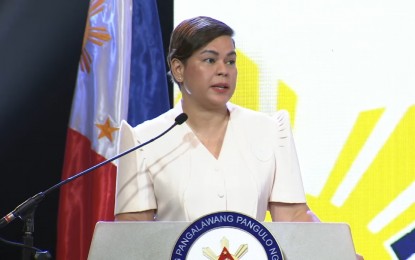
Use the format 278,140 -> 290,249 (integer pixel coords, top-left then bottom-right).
0,0 -> 173,258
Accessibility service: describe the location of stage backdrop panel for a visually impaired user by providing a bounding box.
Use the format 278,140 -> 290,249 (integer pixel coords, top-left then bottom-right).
174,1 -> 415,259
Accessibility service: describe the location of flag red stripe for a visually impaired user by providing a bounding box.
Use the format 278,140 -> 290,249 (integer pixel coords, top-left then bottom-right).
57,128 -> 116,260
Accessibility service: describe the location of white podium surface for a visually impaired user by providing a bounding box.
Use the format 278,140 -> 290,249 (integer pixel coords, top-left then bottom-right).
88,221 -> 357,259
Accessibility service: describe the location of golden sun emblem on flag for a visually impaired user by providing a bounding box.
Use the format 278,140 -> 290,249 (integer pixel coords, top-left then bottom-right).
203,237 -> 248,260
80,0 -> 111,73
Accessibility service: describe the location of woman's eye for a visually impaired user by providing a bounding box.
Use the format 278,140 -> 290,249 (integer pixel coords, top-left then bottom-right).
227,60 -> 236,65
204,58 -> 215,63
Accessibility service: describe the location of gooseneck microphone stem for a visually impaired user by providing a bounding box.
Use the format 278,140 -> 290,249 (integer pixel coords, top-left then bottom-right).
0,113 -> 188,231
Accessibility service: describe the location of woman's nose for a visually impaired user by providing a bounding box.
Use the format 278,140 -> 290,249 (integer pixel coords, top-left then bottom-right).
216,62 -> 228,76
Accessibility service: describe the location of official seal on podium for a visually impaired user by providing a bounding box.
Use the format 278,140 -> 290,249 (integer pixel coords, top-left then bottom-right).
171,211 -> 283,260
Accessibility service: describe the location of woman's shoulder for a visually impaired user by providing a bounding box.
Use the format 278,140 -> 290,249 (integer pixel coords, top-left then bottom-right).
132,108 -> 179,142
229,102 -> 291,127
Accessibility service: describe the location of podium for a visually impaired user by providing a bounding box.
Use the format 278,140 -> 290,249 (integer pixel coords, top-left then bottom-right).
88,221 -> 358,259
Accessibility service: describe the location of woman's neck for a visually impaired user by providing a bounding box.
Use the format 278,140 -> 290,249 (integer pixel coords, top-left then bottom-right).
181,100 -> 229,131
182,102 -> 230,159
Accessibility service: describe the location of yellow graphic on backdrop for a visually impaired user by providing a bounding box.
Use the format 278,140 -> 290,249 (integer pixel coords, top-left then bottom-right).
173,48 -> 415,258
231,50 -> 260,111
232,50 -> 415,259
307,105 -> 415,259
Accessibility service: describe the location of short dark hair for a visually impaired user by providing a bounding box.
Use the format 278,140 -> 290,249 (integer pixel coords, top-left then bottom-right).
167,16 -> 234,83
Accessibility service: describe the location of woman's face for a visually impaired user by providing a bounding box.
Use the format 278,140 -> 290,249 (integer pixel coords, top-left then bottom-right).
179,35 -> 237,109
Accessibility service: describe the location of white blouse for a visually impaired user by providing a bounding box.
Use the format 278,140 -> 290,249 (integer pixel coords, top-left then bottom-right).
114,103 -> 306,221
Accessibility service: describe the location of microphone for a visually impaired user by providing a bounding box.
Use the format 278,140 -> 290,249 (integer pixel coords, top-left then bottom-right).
175,112 -> 188,125
0,113 -> 188,229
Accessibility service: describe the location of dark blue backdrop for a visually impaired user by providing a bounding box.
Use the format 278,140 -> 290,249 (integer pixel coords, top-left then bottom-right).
0,0 -> 172,258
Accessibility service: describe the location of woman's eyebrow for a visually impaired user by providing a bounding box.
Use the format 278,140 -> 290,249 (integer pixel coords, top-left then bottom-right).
200,49 -> 236,57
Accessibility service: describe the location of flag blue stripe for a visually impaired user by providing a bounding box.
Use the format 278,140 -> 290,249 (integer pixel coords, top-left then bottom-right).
128,0 -> 170,126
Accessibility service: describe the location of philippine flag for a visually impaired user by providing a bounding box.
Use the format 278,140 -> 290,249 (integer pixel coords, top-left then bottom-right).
56,0 -> 169,259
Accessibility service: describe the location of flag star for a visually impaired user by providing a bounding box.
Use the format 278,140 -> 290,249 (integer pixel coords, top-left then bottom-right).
95,117 -> 119,142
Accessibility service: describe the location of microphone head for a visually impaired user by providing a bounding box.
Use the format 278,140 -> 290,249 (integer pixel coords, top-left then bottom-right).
175,113 -> 188,125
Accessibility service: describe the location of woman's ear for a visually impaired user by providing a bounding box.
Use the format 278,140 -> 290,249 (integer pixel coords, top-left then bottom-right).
170,58 -> 184,83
